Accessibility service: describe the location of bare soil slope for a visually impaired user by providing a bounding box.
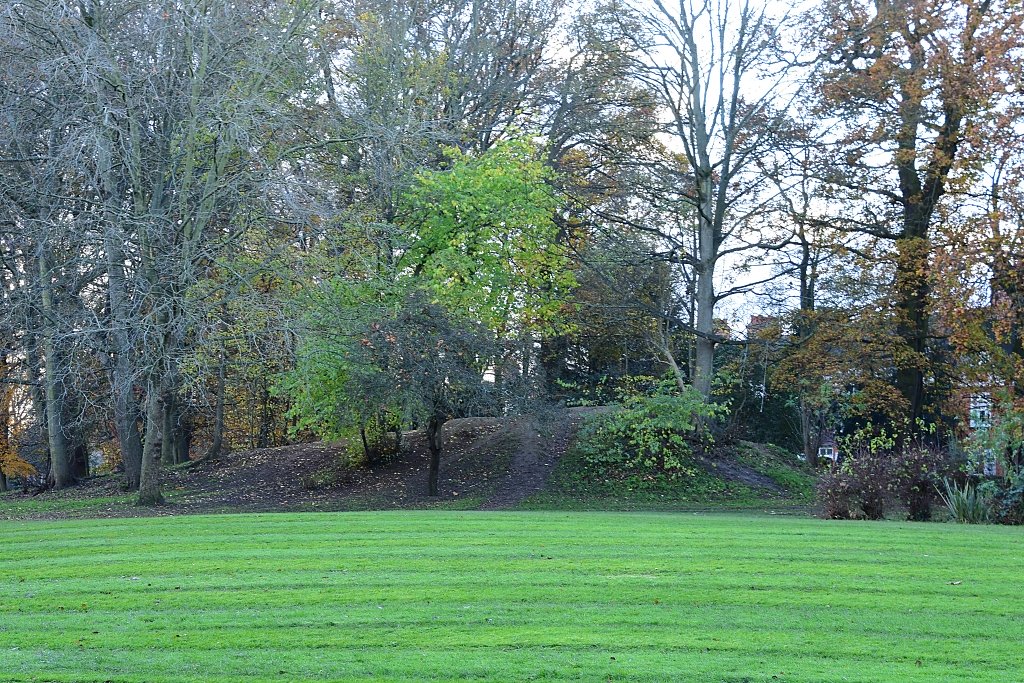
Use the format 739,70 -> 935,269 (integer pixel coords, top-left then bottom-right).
1,407 -> 808,518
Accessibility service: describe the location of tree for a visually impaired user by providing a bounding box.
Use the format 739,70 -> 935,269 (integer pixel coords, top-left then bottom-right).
356,292 -> 498,496
285,137 -> 571,493
609,0 -> 801,398
527,5 -> 675,396
0,0 -> 317,502
806,0 -> 1024,425
310,0 -> 562,269
400,138 -> 572,347
934,132 -> 1024,470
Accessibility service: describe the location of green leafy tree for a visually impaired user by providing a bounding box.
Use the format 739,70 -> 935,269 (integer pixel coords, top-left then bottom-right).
400,137 -> 574,340
284,137 -> 573,493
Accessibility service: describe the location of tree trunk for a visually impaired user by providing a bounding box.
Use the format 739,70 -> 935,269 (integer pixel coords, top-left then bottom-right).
1,369 -> 10,492
161,392 -> 176,465
893,233 -> 930,425
693,171 -> 717,399
256,384 -> 272,449
654,324 -> 688,393
360,423 -> 372,465
137,389 -> 165,506
693,265 -> 717,398
42,346 -> 71,489
38,252 -> 72,489
203,353 -> 227,460
102,148 -> 144,486
114,383 -> 143,488
796,225 -> 819,467
70,441 -> 89,480
426,414 -> 443,496
800,401 -> 819,468
174,414 -> 191,464
25,345 -> 48,457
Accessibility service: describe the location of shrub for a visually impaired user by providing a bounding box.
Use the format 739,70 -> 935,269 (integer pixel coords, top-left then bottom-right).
986,474 -> 1024,525
574,383 -> 725,479
888,444 -> 947,521
816,437 -> 952,521
939,479 -> 989,524
816,451 -> 888,520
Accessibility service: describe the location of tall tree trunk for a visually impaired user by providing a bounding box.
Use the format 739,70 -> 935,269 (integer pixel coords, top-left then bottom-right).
693,171 -> 717,399
161,392 -> 176,465
41,343 -> 71,488
426,413 -> 443,496
173,413 -> 191,464
98,116 -> 150,484
114,381 -> 143,488
796,225 -> 819,466
160,385 -> 191,465
1,369 -> 10,492
137,388 -> 165,506
893,232 -> 930,425
693,268 -> 717,398
66,397 -> 90,480
203,353 -> 227,460
24,343 -> 47,455
800,402 -> 820,467
38,252 -> 72,489
70,441 -> 89,480
256,384 -> 272,449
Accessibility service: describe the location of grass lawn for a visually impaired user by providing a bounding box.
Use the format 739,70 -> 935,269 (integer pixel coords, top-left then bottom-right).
1,512 -> 1021,682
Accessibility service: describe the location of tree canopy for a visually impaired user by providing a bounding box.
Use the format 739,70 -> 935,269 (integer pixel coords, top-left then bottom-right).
1,0 -> 1022,502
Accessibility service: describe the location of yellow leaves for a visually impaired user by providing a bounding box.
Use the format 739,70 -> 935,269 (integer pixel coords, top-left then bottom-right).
0,384 -> 34,479
0,451 -> 36,480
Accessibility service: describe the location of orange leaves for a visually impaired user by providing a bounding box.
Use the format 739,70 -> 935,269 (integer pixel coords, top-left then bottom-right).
0,451 -> 36,480
0,384 -> 34,480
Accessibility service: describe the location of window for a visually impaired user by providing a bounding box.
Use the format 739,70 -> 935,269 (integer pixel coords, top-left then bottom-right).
970,393 -> 992,429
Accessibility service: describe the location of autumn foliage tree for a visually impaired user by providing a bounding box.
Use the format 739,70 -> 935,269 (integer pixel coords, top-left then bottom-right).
807,0 -> 1024,426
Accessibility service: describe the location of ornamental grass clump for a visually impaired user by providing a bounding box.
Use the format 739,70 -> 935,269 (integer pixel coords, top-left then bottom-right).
939,479 -> 989,524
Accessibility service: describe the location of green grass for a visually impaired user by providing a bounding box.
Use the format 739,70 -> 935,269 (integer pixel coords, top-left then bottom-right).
733,441 -> 817,498
0,493 -> 136,517
1,512 -> 1021,682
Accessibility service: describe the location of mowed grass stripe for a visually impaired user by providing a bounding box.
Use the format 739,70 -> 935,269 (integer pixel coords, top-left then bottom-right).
1,512 -> 1021,682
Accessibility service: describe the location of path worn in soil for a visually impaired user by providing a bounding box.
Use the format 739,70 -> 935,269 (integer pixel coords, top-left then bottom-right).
696,456 -> 785,494
479,410 -> 586,509
2,413 -> 567,519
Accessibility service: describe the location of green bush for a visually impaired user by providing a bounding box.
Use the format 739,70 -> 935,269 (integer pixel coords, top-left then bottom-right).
985,474 -> 1024,525
574,383 -> 725,479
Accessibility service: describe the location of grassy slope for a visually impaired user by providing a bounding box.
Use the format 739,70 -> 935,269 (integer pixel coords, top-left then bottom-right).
523,440 -> 815,511
2,512 -> 1021,682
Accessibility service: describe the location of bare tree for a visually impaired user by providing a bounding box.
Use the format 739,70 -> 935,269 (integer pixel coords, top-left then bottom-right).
614,0 -> 801,397
1,0 -> 317,503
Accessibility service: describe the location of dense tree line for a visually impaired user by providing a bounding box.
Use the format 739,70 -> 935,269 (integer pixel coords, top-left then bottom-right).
1,0 -> 1022,504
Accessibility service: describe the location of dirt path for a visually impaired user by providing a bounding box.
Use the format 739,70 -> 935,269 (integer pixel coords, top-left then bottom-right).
479,409 -> 585,510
